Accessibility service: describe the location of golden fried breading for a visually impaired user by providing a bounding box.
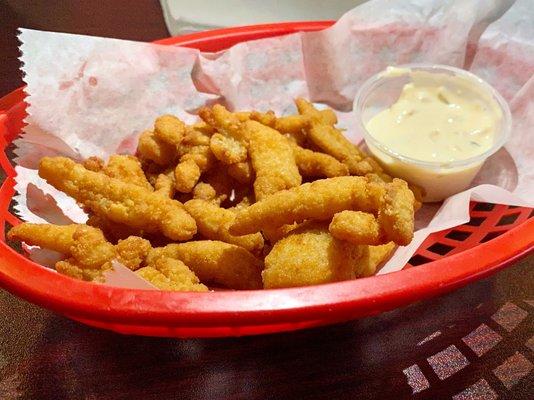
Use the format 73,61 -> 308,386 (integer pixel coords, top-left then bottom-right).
39,157 -> 197,241
190,121 -> 215,137
329,210 -> 383,245
154,114 -> 186,148
245,120 -> 301,201
262,223 -> 361,288
199,105 -> 249,142
174,158 -> 201,193
154,172 -> 175,198
249,110 -> 277,126
227,160 -> 254,185
192,182 -> 219,203
377,178 -> 415,246
209,133 -> 248,165
230,176 -> 383,235
184,199 -> 264,254
137,130 -> 175,166
356,242 -> 396,277
103,155 -> 153,191
295,98 -> 372,175
181,127 -> 211,147
262,222 -> 300,243
290,142 -> 349,178
180,145 -> 215,172
86,214 -> 143,243
115,236 -> 152,271
147,241 -> 262,290
7,223 -> 78,254
83,156 -> 104,172
136,257 -> 208,291
69,225 -> 116,269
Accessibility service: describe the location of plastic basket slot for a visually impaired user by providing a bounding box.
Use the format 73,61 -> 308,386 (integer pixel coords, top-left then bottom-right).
466,216 -> 485,227
473,202 -> 496,212
408,254 -> 433,267
481,231 -> 506,243
445,230 -> 472,241
496,212 -> 521,226
426,242 -> 454,256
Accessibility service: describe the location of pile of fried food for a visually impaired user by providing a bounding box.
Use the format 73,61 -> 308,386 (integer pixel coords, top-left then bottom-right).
8,99 -> 418,291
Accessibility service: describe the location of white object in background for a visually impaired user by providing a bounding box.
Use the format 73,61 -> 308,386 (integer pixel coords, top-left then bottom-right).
160,0 -> 367,35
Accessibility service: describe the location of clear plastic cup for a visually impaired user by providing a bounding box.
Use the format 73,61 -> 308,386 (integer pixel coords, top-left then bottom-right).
354,64 -> 512,202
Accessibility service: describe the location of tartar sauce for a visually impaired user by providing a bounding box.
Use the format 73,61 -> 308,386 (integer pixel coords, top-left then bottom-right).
366,83 -> 497,163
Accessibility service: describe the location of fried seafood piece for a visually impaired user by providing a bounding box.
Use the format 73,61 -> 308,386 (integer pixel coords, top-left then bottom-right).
7,223 -> 78,254
329,210 -> 384,245
103,155 -> 153,191
295,98 -> 372,175
86,214 -> 143,242
136,257 -> 208,292
244,120 -> 301,200
356,242 -> 396,278
9,223 -> 152,281
199,104 -> 253,144
262,223 -> 361,288
261,222 -> 300,243
174,158 -> 201,193
209,133 -> 248,165
377,178 -> 415,246
154,172 -> 175,198
231,176 -> 415,245
137,130 -> 175,166
147,241 -> 262,290
227,160 -> 254,185
290,141 -> 349,178
192,182 -> 217,202
153,114 -> 186,148
39,157 -> 197,241
83,156 -> 104,172
184,199 -> 264,253
231,176 -> 382,235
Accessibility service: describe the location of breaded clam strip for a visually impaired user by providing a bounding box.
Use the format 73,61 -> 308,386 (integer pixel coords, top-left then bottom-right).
153,114 -> 186,148
7,223 -> 78,254
356,242 -> 396,278
147,241 -> 262,290
295,98 -> 372,175
103,155 -> 153,191
263,223 -> 361,289
137,130 -> 175,166
231,176 -> 415,245
378,178 -> 415,246
231,176 -> 382,235
245,120 -> 302,201
39,157 -> 197,241
136,257 -> 208,292
290,142 -> 349,178
198,104 -> 248,142
329,210 -> 384,245
184,199 -> 264,253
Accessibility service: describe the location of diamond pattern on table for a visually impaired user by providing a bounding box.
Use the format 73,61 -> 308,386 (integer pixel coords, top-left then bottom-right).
462,323 -> 502,357
493,352 -> 533,389
427,345 -> 469,380
402,364 -> 429,394
491,302 -> 528,332
452,379 -> 497,400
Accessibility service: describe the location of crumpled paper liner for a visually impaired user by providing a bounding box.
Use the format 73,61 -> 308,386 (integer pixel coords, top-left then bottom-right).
12,0 -> 534,288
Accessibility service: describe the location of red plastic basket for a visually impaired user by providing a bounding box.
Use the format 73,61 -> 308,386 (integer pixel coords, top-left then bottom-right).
0,22 -> 532,337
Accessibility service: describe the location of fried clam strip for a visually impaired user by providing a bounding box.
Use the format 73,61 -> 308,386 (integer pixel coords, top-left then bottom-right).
209,133 -> 248,165
231,176 -> 380,234
263,223 -> 362,289
295,98 -> 372,175
153,114 -> 186,149
39,157 -> 197,241
147,241 -> 262,290
136,257 -> 208,292
244,120 -> 302,201
199,104 -> 249,143
357,243 -> 396,278
290,141 -> 349,178
8,223 -> 151,281
184,199 -> 264,254
103,155 -> 153,191
231,176 -> 415,245
154,172 -> 175,198
137,130 -> 175,166
329,210 -> 384,245
227,160 -> 254,185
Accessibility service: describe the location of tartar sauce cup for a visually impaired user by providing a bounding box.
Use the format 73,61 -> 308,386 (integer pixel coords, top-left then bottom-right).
354,64 -> 512,202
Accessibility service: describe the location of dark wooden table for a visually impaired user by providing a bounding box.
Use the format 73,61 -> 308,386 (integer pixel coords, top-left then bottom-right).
0,2 -> 533,399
